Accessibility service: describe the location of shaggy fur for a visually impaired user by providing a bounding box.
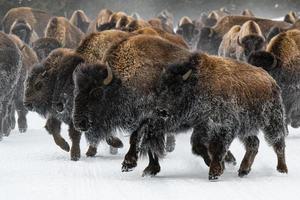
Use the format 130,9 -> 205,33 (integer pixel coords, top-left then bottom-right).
148,18 -> 174,34
69,10 -> 91,33
157,10 -> 174,30
219,20 -> 265,61
96,12 -> 132,32
197,15 -> 291,55
1,7 -> 51,37
248,30 -> 300,128
9,19 -> 39,44
137,52 -> 288,180
32,37 -> 62,61
122,19 -> 151,32
176,16 -> 200,50
0,32 -> 22,139
45,17 -> 85,49
87,9 -> 113,33
9,34 -> 38,133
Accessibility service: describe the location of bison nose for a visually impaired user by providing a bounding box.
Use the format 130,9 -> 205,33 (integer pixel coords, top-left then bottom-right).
54,102 -> 64,112
76,118 -> 89,132
24,102 -> 33,111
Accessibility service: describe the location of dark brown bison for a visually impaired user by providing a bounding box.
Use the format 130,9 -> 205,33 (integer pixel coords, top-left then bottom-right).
69,10 -> 91,33
0,32 -> 22,139
198,16 -> 291,55
248,29 -> 300,129
1,7 -> 51,38
135,51 -> 288,180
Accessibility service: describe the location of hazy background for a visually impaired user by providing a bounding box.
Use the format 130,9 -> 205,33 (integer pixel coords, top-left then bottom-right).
1,0 -> 300,23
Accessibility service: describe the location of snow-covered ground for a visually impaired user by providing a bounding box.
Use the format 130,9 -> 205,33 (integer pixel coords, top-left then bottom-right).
1,112 -> 300,200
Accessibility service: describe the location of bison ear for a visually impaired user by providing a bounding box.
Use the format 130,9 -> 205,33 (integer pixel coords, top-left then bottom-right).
248,51 -> 279,71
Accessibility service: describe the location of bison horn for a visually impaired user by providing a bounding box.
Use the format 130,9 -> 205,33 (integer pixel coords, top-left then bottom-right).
103,62 -> 113,85
237,36 -> 243,47
182,69 -> 192,81
20,45 -> 26,51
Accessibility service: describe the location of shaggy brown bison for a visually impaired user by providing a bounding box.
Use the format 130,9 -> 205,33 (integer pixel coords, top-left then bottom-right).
69,10 -> 91,33
219,20 -> 266,61
198,15 -> 291,55
176,16 -> 200,49
1,7 -> 51,38
9,18 -> 39,45
248,29 -> 300,129
134,52 -> 288,180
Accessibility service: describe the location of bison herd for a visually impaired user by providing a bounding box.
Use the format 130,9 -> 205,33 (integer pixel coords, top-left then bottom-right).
3,6 -> 300,181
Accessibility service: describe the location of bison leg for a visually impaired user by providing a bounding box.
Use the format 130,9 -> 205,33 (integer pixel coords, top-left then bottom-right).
2,101 -> 12,136
192,125 -> 236,167
165,134 -> 176,152
238,136 -> 259,177
45,116 -> 70,152
142,150 -> 161,177
15,98 -> 28,133
208,128 -> 235,181
122,130 -> 138,172
68,123 -> 82,161
86,145 -> 98,157
273,138 -> 288,173
106,135 -> 124,155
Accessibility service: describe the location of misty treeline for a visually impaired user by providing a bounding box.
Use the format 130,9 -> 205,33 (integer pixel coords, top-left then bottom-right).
1,0 -> 300,22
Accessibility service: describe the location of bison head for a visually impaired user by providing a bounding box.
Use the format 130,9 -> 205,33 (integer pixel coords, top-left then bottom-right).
248,50 -> 280,72
237,35 -> 266,61
72,62 -> 119,132
32,38 -> 62,62
10,19 -> 33,44
24,64 -> 55,116
154,56 -> 197,124
176,23 -> 200,50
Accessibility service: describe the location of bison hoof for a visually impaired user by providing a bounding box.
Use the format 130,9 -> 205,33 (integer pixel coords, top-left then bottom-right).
277,164 -> 288,174
122,157 -> 137,172
86,146 -> 97,157
225,151 -> 237,166
208,174 -> 220,181
71,149 -> 81,161
238,169 -> 250,177
59,141 -> 70,152
106,136 -> 124,148
110,146 -> 118,155
142,164 -> 161,177
19,128 -> 27,133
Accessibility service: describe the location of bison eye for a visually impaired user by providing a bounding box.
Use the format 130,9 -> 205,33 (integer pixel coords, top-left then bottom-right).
34,81 -> 43,91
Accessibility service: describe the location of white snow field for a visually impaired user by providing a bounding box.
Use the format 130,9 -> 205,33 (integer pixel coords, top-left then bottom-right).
1,112 -> 300,200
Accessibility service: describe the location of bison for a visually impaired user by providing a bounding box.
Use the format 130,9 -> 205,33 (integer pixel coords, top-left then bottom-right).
69,10 -> 91,33
176,16 -> 200,50
9,19 -> 39,45
248,29 -> 300,129
1,7 -> 51,38
219,20 -> 266,61
87,9 -> 113,33
0,32 -> 22,139
197,15 -> 291,55
134,52 -> 288,180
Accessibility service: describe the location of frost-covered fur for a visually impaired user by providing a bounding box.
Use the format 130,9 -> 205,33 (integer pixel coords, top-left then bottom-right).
0,32 -> 22,140
9,34 -> 38,133
136,53 -> 288,180
248,30 -> 300,129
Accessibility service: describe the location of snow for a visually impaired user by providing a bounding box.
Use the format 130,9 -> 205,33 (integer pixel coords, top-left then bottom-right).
1,112 -> 300,200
